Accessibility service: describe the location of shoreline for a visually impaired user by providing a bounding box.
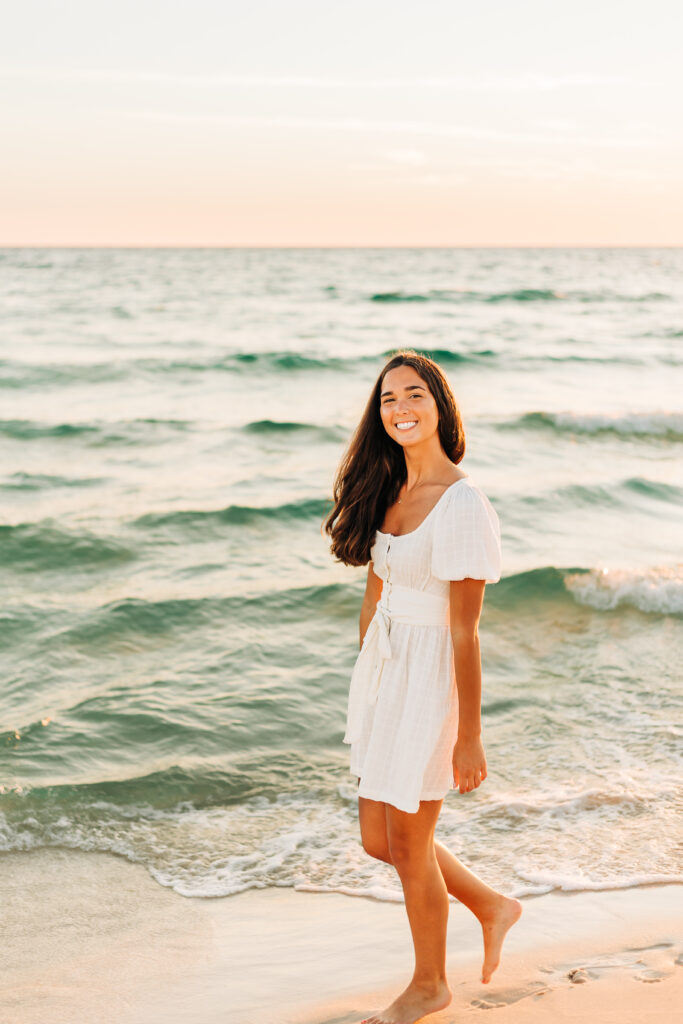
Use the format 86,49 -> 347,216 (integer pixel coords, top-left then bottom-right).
2,848 -> 681,1024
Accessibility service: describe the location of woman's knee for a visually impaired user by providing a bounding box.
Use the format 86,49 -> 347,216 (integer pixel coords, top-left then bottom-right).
387,834 -> 421,869
361,834 -> 392,863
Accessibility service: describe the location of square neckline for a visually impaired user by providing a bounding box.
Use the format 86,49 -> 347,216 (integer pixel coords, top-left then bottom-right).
376,476 -> 470,539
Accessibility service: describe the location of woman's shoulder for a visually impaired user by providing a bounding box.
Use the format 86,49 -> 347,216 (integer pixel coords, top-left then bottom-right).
443,473 -> 487,502
431,476 -> 502,582
437,475 -> 499,525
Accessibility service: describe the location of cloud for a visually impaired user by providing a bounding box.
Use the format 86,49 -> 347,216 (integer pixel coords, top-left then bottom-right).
120,109 -> 662,150
0,67 -> 662,92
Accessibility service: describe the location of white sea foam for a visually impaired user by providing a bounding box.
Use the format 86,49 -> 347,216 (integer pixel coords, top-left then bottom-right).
484,779 -> 681,818
3,765 -> 682,903
513,868 -> 683,894
564,564 -> 683,616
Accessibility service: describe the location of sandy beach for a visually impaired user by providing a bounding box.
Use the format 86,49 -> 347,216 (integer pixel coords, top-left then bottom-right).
2,848 -> 681,1024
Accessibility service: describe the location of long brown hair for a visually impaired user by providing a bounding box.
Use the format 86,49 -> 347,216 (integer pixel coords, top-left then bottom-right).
322,350 -> 466,566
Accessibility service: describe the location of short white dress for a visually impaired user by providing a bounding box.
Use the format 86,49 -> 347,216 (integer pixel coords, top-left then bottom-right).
343,476 -> 502,814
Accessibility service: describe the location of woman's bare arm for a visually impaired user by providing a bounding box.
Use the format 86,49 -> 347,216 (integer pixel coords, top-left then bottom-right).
359,561 -> 383,648
449,578 -> 488,792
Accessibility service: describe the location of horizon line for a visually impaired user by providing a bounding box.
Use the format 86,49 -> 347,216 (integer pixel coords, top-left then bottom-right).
2,243 -> 681,250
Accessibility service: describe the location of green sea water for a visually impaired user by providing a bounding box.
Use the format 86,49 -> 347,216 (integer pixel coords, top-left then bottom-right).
1,246 -> 681,900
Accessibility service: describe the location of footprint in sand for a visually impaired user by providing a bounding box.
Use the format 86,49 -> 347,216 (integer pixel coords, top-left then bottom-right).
470,983 -> 549,1010
545,944 -> 680,989
634,969 -> 670,983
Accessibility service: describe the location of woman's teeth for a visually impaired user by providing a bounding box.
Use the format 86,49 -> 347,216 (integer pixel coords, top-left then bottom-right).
396,421 -> 417,431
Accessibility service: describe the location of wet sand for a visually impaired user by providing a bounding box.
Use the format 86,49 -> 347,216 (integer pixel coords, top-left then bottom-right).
2,848 -> 681,1024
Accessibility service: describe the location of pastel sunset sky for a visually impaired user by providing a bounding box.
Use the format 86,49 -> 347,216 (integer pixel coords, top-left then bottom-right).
2,0 -> 682,245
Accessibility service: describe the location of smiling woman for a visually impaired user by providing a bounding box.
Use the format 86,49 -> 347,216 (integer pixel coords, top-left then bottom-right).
322,350 -> 522,1024
323,352 -> 466,566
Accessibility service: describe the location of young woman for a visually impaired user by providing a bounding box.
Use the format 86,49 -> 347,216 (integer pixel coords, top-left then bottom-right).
324,351 -> 522,1024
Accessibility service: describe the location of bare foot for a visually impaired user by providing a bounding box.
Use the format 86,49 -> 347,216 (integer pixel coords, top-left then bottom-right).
479,894 -> 523,984
361,978 -> 452,1024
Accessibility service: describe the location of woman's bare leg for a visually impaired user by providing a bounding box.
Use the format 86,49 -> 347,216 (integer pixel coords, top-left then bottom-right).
433,839 -> 522,983
358,789 -> 522,987
361,798 -> 452,1024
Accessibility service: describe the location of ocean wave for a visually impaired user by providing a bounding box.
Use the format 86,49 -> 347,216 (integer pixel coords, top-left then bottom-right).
220,348 -> 652,379
0,352 -> 352,388
0,606 -> 46,648
484,778 -> 681,819
58,595 -> 223,649
564,565 -> 683,617
242,419 -> 345,441
227,351 -> 349,372
623,477 -> 683,502
9,558 -> 666,661
0,416 -> 191,444
491,564 -> 683,620
367,288 -> 671,304
44,562 -> 674,646
371,287 -> 565,303
0,523 -> 134,571
0,472 -> 106,491
641,326 -> 683,338
2,775 -> 681,902
0,419 -> 99,440
0,359 -> 129,389
508,410 -> 683,441
550,477 -> 683,507
51,580 -> 357,652
0,755 -> 336,811
491,566 -> 574,606
387,346 -> 497,364
134,495 -> 332,530
512,869 -> 683,896
229,348 -> 495,371
4,346 -> 652,392
0,789 -> 355,899
517,353 -> 644,365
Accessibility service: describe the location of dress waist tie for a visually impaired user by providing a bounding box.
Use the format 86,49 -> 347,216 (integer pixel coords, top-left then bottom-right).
342,583 -> 450,745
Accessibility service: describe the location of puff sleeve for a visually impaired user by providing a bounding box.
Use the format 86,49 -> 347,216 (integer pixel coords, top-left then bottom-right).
430,483 -> 502,583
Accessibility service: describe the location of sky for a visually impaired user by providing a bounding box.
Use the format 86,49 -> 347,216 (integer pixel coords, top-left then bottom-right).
1,0 -> 682,246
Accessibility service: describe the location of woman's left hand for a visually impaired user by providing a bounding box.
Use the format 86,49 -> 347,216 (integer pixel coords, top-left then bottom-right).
452,735 -> 487,794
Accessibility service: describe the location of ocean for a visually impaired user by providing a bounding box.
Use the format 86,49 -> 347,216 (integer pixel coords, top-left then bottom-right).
1,246 -> 681,904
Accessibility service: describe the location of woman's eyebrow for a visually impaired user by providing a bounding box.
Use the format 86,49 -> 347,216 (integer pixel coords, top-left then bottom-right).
380,384 -> 427,397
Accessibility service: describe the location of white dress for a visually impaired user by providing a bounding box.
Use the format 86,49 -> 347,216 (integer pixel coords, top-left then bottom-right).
343,476 -> 502,814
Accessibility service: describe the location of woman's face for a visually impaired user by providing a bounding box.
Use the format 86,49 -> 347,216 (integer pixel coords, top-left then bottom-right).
379,364 -> 439,447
